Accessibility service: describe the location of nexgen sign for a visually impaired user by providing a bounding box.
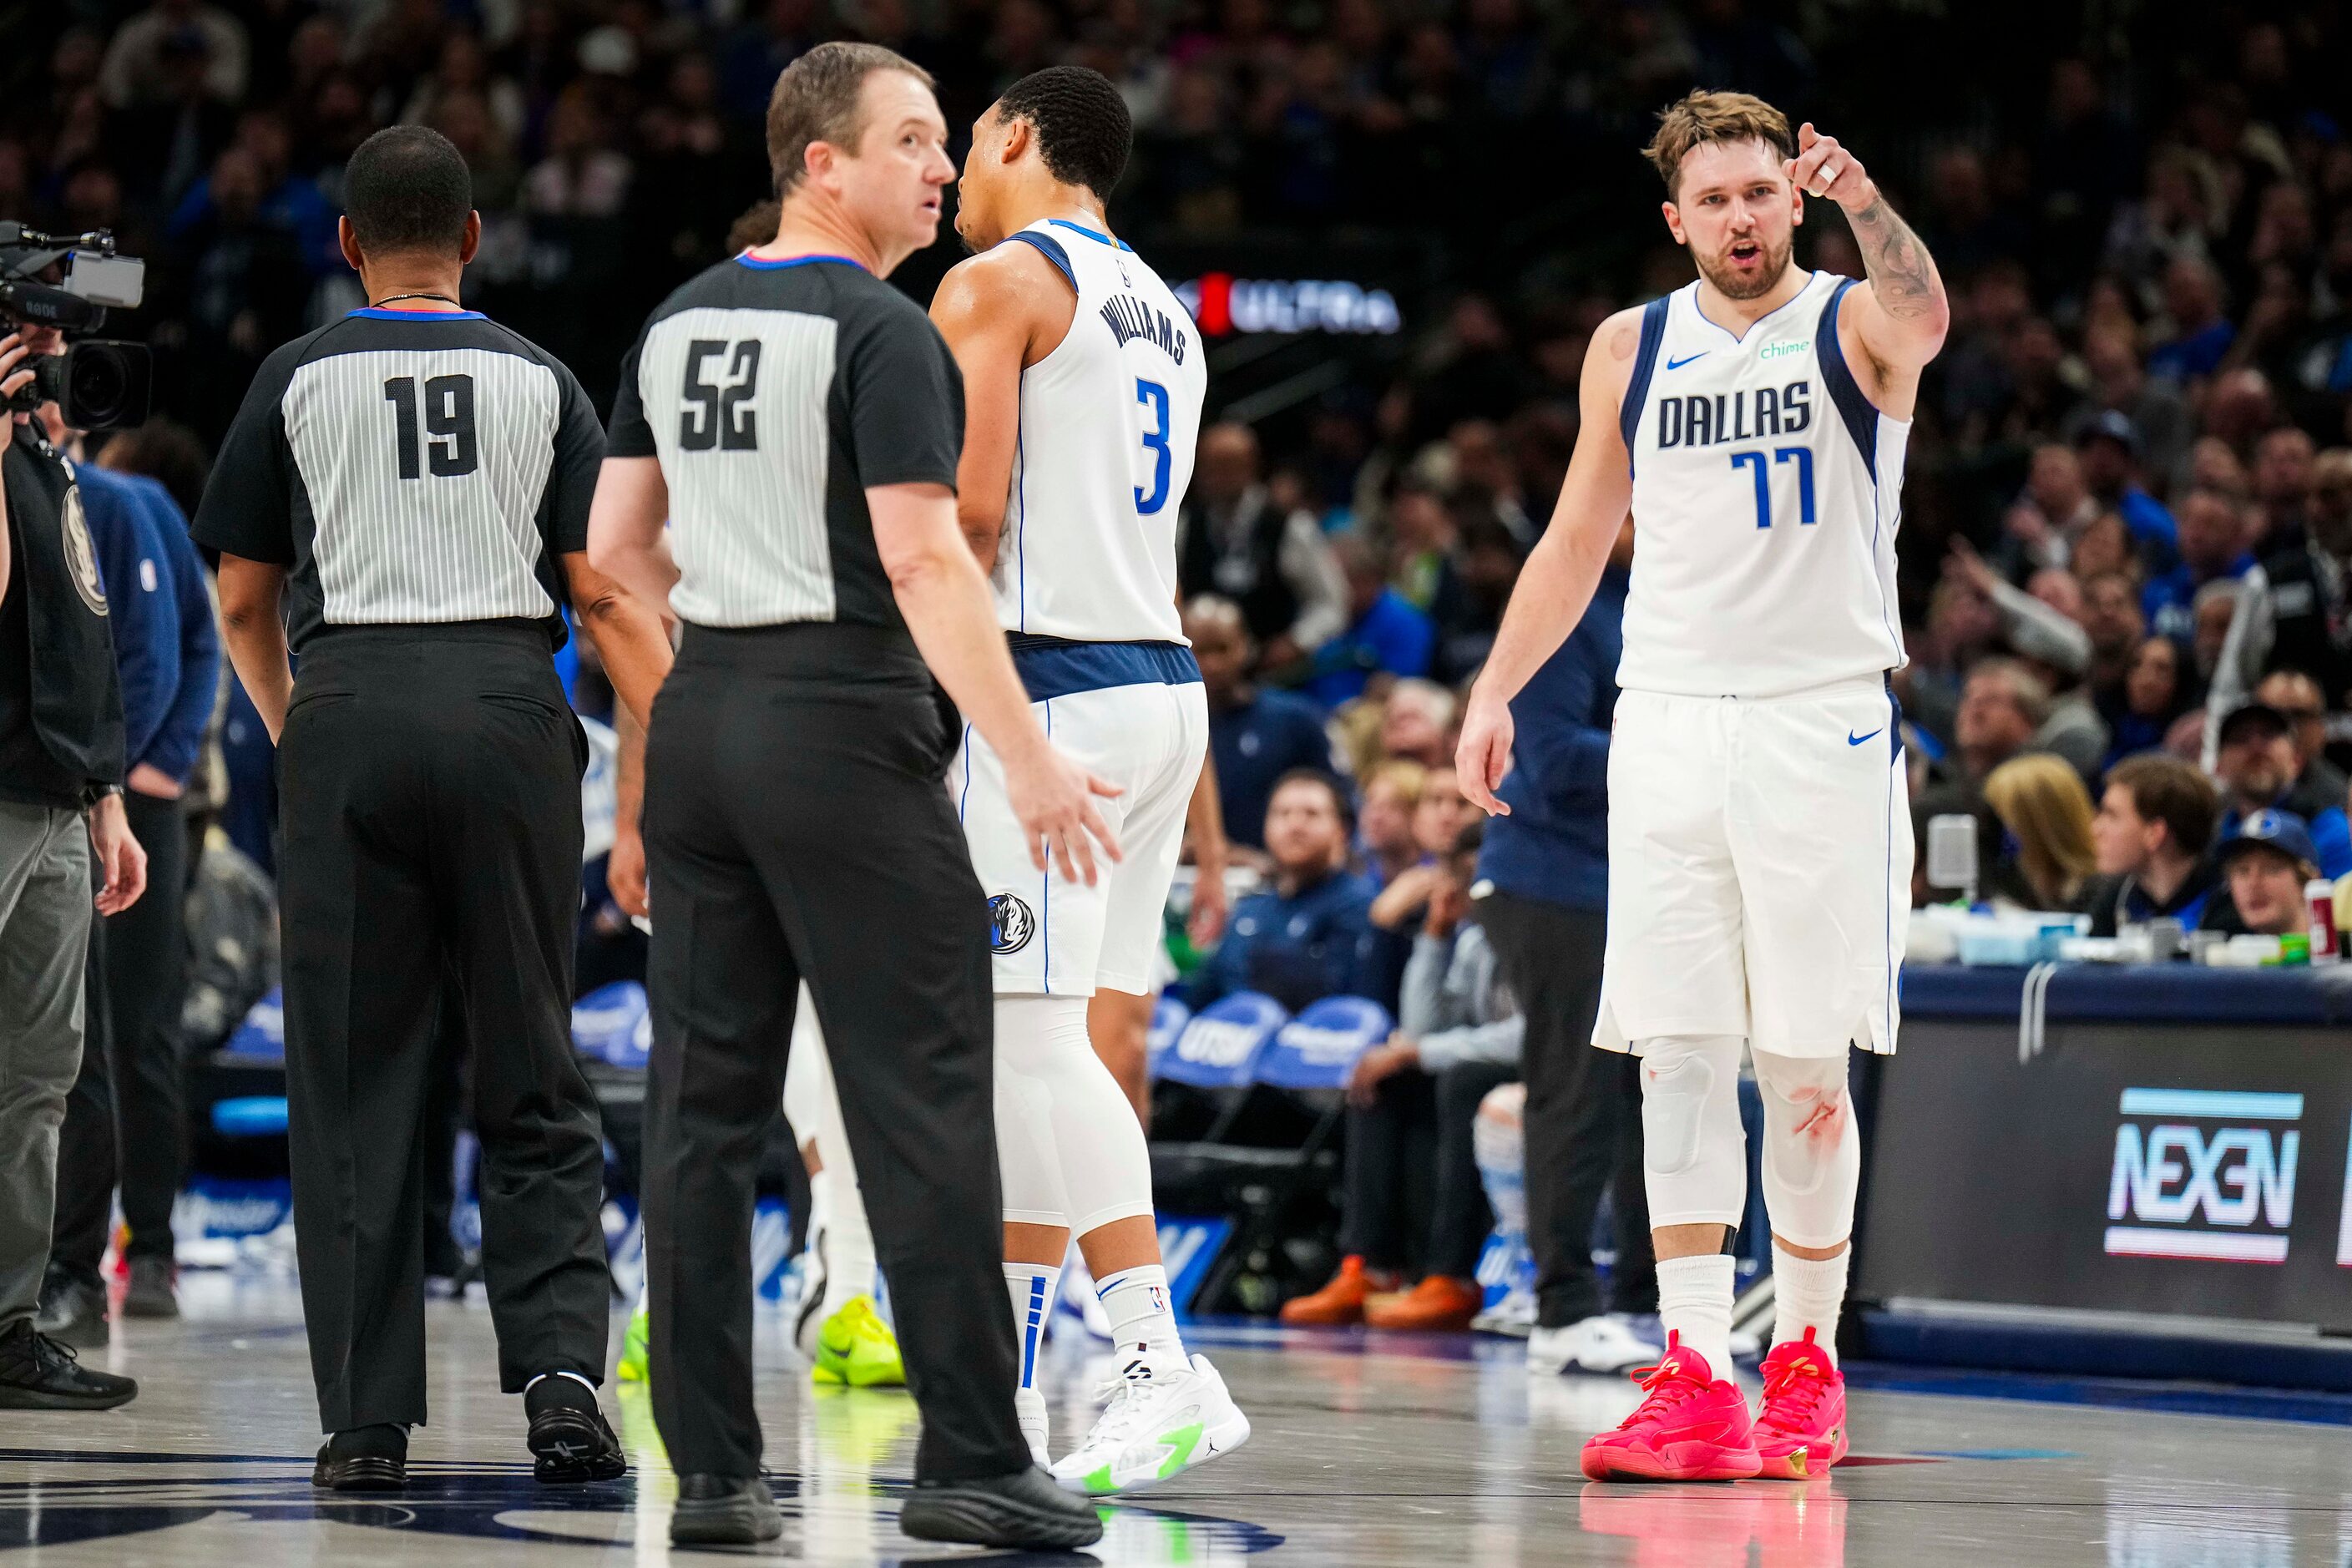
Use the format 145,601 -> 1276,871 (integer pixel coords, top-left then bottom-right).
2105,1089 -> 2301,1264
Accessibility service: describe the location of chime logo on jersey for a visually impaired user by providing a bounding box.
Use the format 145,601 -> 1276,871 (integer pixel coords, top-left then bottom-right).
989,893 -> 1037,955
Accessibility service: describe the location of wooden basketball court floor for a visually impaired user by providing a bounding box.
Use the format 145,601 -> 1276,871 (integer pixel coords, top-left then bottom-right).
5,1274 -> 2349,1565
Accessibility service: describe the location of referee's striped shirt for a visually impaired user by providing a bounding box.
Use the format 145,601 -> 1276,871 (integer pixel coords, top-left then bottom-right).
606,252 -> 964,631
192,307 -> 605,651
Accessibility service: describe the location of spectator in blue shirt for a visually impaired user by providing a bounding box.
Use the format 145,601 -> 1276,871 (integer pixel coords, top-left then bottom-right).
44,453 -> 221,1330
109,468 -> 220,792
2145,255 -> 2236,382
1302,535 -> 1434,707
1189,770 -> 1378,1013
1472,521 -> 1658,1376
2212,701 -> 2352,878
2143,487 -> 2255,640
2073,412 -> 2178,561
1188,594 -> 1338,856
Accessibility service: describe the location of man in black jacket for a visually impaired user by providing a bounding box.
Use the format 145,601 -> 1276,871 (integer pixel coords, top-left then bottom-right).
0,324 -> 145,1411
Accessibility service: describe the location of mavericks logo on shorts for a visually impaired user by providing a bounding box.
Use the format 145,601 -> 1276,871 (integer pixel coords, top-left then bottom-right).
989,893 -> 1037,955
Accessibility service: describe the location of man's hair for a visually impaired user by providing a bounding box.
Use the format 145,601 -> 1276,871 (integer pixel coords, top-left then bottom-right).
1388,677 -> 1458,731
1363,758 -> 1427,804
1642,90 -> 1794,199
726,199 -> 782,252
1270,767 -> 1354,831
1970,656 -> 2051,728
344,126 -> 473,255
766,41 -> 935,197
2107,754 -> 2218,858
995,65 -> 1133,198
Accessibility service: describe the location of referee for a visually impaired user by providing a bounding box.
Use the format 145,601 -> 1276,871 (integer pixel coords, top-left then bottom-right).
195,127 -> 673,1490
589,43 -> 1110,1552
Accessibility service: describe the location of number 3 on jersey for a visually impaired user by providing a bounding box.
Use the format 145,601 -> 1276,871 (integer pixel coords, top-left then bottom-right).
1729,446 -> 1816,529
1135,377 -> 1171,515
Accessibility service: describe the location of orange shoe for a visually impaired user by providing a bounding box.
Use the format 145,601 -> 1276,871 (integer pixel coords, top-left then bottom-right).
1280,1257 -> 1390,1326
1363,1274 -> 1484,1332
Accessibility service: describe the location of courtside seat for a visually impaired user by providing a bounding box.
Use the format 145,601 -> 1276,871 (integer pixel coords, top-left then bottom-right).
215,985 -> 286,1066
572,980 -> 650,1068
1146,993 -> 1190,1074
212,1095 -> 289,1138
1256,995 -> 1392,1090
1155,990 -> 1287,1089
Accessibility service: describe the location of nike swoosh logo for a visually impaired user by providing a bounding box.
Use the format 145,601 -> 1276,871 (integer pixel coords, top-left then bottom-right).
1667,352 -> 1707,370
1847,728 -> 1882,746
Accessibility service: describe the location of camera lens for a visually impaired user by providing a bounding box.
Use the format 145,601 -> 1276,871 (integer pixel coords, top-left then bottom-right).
72,347 -> 126,423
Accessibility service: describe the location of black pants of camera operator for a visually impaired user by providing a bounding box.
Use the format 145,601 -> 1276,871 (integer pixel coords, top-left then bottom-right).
1478,890 -> 1657,1328
277,624 -> 608,1434
640,623 -> 1027,1485
52,788 -> 190,1289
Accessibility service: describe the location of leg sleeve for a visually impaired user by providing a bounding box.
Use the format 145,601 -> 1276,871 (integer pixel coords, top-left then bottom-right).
1751,1049 -> 1861,1250
1633,1034 -> 1748,1234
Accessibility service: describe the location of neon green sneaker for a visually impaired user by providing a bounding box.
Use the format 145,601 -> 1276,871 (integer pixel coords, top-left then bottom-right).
812,1294 -> 905,1388
617,1300 -> 650,1383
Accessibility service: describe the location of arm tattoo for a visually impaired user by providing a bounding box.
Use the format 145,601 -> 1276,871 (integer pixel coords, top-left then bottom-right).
1847,195 -> 1943,323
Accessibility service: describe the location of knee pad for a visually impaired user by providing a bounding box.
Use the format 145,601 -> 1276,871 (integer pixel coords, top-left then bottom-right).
1635,1036 -> 1747,1229
1752,1050 -> 1860,1248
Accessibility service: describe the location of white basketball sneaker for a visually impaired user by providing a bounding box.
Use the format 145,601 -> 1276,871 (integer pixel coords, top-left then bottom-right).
1050,1353 -> 1251,1496
1014,1385 -> 1050,1469
1527,1313 -> 1663,1377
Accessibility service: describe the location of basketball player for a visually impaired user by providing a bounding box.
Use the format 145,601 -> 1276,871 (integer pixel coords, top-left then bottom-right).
1458,93 -> 1948,1482
927,65 -> 1249,1495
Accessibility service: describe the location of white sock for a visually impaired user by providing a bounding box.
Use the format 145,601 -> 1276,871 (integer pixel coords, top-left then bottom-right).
808,1167 -> 878,1308
1004,1262 -> 1061,1393
1770,1243 -> 1849,1365
1656,1253 -> 1735,1376
1095,1262 -> 1186,1369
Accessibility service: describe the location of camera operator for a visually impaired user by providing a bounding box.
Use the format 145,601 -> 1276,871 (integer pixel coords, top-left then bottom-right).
0,321 -> 145,1412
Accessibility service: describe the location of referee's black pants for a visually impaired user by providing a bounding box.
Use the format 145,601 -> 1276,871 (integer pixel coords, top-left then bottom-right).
642,624 -> 1027,1485
1478,890 -> 1657,1327
277,623 -> 609,1434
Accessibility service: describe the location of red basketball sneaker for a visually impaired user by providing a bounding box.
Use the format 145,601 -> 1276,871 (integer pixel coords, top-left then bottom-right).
1580,1334 -> 1762,1483
1752,1329 -> 1848,1480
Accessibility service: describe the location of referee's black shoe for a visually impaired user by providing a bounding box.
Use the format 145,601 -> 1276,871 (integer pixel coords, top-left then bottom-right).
313,1424 -> 407,1490
0,1318 -> 137,1409
900,1465 -> 1105,1550
670,1474 -> 785,1545
524,1372 -> 626,1484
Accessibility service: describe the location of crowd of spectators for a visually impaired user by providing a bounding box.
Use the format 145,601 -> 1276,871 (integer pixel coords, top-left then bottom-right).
16,0 -> 2352,1318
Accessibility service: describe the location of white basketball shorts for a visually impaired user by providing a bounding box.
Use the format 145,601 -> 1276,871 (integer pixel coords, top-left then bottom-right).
953,650 -> 1208,997
1594,675 -> 1911,1060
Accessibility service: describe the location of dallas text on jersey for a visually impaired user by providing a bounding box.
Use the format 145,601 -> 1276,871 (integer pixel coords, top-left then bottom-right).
1651,379 -> 1813,451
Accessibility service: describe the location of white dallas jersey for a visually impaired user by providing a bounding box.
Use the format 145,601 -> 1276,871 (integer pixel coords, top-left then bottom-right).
992,219 -> 1206,644
1618,270 -> 1908,698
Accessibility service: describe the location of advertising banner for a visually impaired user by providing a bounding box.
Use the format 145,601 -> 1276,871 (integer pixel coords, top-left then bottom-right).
1859,1018 -> 2352,1330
